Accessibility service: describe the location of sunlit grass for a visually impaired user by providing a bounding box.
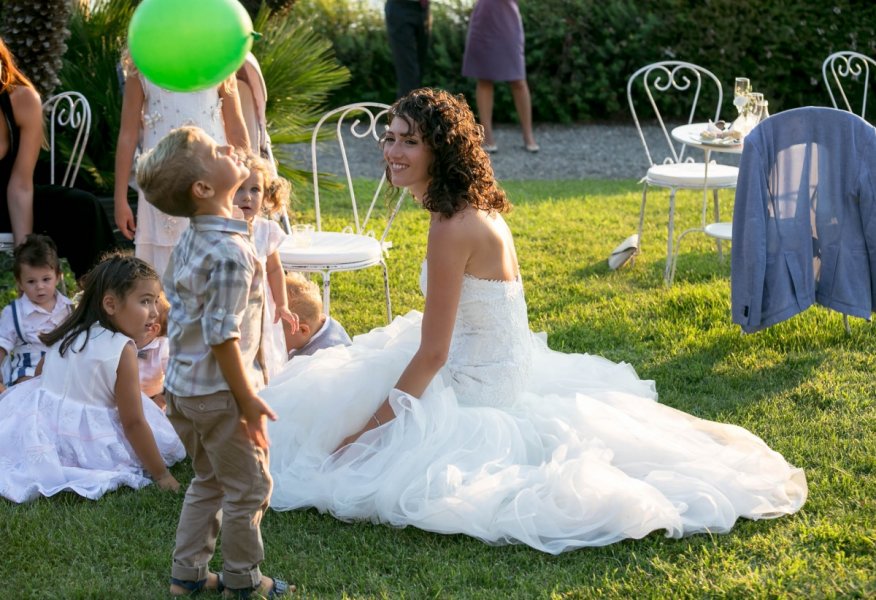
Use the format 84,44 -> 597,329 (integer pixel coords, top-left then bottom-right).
1,179 -> 873,598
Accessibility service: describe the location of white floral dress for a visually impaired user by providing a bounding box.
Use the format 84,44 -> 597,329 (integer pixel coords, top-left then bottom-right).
134,76 -> 227,276
253,216 -> 289,378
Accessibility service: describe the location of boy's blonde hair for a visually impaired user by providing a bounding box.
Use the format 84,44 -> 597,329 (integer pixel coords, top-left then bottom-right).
285,272 -> 322,325
242,152 -> 290,217
136,126 -> 208,217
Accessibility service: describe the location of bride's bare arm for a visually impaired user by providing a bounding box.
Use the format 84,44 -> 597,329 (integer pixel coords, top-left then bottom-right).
394,217 -> 469,397
334,216 -> 471,450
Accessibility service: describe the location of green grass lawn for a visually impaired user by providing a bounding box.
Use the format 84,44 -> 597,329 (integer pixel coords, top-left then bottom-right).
1,179 -> 874,598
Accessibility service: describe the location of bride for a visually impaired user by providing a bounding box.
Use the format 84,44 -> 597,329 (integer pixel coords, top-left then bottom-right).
261,88 -> 806,554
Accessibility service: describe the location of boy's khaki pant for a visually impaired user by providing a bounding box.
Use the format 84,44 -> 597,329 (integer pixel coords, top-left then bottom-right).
166,390 -> 272,590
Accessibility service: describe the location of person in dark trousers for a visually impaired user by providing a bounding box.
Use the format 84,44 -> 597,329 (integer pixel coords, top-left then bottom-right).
385,0 -> 430,99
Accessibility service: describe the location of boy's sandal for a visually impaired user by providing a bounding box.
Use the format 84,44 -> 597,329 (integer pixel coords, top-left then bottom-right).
170,573 -> 224,596
224,578 -> 293,599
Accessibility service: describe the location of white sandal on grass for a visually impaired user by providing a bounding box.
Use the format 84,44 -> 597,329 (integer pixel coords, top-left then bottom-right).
608,233 -> 639,270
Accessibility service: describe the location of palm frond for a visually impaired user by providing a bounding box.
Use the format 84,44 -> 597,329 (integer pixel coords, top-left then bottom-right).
250,5 -> 350,188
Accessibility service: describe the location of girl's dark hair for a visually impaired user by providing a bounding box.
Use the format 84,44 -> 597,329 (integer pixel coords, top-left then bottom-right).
40,252 -> 159,356
384,87 -> 510,218
13,233 -> 61,278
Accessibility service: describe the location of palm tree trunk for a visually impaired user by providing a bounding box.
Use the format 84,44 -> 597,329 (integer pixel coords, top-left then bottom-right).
0,0 -> 74,97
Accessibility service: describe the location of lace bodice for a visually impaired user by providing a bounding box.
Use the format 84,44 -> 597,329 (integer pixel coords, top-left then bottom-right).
419,262 -> 532,407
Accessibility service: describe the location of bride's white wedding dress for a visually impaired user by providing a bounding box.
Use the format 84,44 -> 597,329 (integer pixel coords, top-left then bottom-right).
262,264 -> 806,554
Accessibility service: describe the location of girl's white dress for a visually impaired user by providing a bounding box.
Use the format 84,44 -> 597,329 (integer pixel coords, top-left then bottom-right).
261,263 -> 807,554
253,216 -> 289,378
134,76 -> 227,275
0,325 -> 185,503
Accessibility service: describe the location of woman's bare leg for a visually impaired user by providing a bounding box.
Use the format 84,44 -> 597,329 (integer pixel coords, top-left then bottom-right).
510,79 -> 537,148
475,79 -> 496,147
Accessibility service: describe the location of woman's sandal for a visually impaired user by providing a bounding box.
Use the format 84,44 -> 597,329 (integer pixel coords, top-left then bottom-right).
170,572 -> 224,596
224,577 -> 294,599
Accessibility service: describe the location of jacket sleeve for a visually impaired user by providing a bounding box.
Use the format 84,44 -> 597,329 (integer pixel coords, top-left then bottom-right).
861,127 -> 876,313
731,141 -> 769,333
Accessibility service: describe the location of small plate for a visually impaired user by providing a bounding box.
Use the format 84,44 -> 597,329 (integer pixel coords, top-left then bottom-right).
697,133 -> 742,146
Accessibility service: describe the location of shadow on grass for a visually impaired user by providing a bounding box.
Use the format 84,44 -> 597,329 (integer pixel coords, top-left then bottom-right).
264,504 -> 785,597
537,254 -> 830,419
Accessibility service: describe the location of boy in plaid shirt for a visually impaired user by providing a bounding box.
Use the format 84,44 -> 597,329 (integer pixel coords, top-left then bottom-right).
137,126 -> 292,598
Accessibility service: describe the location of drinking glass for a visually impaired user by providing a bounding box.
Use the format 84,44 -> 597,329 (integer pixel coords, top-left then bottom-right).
756,99 -> 770,122
746,93 -> 764,129
734,77 -> 751,114
734,77 -> 751,97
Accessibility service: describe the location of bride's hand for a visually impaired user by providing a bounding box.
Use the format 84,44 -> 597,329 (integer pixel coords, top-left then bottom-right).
333,414 -> 385,453
334,430 -> 365,453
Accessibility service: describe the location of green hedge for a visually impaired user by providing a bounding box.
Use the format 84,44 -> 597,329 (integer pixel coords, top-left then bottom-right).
299,0 -> 876,123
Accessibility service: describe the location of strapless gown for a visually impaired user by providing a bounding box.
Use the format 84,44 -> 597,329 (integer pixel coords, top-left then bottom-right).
261,265 -> 806,554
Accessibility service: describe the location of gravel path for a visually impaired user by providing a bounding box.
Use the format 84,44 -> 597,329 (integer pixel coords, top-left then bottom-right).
285,123 -> 741,182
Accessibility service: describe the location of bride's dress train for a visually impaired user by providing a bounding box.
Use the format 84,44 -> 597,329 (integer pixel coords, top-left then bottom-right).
261,267 -> 806,554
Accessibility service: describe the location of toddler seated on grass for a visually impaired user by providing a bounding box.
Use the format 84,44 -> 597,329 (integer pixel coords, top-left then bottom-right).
0,234 -> 73,392
284,272 -> 352,358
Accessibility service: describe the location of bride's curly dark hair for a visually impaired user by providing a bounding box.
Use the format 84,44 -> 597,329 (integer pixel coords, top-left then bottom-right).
385,88 -> 510,218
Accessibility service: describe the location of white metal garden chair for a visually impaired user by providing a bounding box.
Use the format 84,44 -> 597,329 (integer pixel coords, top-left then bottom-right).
278,102 -> 407,323
822,50 -> 876,120
0,91 -> 92,254
42,91 -> 91,187
627,61 -> 739,283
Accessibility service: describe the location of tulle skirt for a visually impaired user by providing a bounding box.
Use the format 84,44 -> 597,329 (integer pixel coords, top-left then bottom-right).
262,312 -> 807,554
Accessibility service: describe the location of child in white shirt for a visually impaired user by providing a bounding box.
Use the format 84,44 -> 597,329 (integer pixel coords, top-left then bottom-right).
137,291 -> 170,409
0,234 -> 73,391
232,152 -> 298,377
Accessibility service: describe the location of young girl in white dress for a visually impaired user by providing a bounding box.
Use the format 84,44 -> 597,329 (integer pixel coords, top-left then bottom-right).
259,89 -> 807,554
113,50 -> 250,277
0,253 -> 185,503
233,152 -> 298,377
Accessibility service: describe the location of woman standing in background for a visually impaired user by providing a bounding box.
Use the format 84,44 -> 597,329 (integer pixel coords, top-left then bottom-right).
462,0 -> 538,153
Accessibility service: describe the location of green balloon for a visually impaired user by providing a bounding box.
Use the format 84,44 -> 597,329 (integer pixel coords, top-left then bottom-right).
128,0 -> 253,92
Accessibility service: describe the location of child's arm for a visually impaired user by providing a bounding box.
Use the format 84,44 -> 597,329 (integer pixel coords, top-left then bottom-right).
218,77 -> 251,151
113,75 -> 145,240
266,250 -> 298,333
211,338 -> 277,449
115,343 -> 179,491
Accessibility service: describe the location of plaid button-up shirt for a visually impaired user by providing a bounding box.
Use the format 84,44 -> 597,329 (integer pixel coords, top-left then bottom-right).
163,215 -> 265,397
